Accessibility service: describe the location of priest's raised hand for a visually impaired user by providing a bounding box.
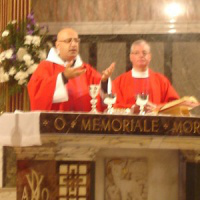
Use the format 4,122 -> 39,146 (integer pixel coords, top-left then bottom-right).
62,61 -> 86,81
101,62 -> 115,82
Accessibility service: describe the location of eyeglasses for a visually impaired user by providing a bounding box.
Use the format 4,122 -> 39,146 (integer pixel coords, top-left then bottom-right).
131,51 -> 149,56
58,38 -> 81,44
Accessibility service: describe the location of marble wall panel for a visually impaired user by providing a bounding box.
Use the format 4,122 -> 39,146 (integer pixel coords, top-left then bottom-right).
172,42 -> 200,99
95,149 -> 179,200
79,42 -> 90,63
0,146 -> 16,200
97,42 -> 126,80
105,158 -> 148,200
149,42 -> 165,74
32,0 -> 200,34
32,0 -> 200,22
0,188 -> 16,200
32,0 -> 57,22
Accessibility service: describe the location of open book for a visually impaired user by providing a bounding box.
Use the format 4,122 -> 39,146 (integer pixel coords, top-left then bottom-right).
156,96 -> 200,116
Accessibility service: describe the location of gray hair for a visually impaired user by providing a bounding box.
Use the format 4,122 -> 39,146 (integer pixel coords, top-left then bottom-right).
130,40 -> 151,53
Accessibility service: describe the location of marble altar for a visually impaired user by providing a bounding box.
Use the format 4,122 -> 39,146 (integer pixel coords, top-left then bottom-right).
1,112 -> 200,200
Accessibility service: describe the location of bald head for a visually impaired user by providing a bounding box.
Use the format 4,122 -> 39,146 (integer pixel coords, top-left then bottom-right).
57,28 -> 78,41
56,28 -> 80,62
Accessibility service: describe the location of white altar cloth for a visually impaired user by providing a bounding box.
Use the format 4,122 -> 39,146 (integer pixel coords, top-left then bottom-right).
0,111 -> 41,147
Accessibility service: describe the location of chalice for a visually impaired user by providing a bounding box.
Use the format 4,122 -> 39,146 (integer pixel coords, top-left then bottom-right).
89,84 -> 100,113
104,93 -> 116,114
136,93 -> 149,115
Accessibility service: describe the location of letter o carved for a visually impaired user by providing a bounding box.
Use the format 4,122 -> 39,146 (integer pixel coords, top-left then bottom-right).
42,188 -> 49,200
54,116 -> 66,131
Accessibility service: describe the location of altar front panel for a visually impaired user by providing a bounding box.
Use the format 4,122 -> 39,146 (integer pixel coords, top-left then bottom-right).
14,136 -> 179,200
2,112 -> 200,200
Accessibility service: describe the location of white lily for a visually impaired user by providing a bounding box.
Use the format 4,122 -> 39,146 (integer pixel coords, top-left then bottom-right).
2,30 -> 9,37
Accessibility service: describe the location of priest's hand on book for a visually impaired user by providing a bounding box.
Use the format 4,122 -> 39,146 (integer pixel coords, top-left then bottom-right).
155,96 -> 200,116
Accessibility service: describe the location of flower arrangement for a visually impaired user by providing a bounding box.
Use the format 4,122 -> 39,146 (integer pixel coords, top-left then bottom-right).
0,13 -> 52,95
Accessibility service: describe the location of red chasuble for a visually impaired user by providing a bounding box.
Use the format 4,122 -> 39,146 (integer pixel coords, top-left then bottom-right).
112,69 -> 179,108
28,61 -> 103,112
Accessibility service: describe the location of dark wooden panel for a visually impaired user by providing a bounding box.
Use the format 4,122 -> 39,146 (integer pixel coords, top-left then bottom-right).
40,112 -> 200,136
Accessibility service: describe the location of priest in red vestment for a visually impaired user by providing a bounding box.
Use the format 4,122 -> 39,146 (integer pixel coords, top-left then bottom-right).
112,39 -> 179,113
28,28 -> 115,112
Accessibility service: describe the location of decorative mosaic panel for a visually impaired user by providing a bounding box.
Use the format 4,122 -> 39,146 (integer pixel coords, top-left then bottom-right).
17,160 -> 57,200
17,160 -> 94,200
105,158 -> 148,200
58,161 -> 93,200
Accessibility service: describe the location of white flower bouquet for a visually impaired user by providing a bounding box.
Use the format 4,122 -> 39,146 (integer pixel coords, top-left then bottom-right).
0,13 -> 52,95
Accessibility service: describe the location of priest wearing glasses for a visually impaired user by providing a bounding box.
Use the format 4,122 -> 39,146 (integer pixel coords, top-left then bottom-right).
112,39 -> 179,113
28,28 -> 115,112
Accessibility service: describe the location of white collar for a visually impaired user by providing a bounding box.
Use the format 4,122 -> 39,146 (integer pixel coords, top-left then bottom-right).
131,67 -> 149,78
46,47 -> 83,68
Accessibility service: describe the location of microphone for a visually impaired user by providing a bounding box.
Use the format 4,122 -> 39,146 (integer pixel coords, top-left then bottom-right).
72,59 -> 76,67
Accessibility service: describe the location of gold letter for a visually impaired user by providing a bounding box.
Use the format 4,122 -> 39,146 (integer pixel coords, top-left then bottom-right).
42,188 -> 50,200
54,116 -> 66,131
173,122 -> 182,134
194,121 -> 200,134
152,119 -> 159,133
111,119 -> 122,132
93,118 -> 100,131
134,120 -> 143,132
21,186 -> 29,200
183,121 -> 193,134
81,119 -> 91,131
130,119 -> 135,132
144,119 -> 151,132
102,119 -> 111,131
26,170 -> 44,200
123,119 -> 131,132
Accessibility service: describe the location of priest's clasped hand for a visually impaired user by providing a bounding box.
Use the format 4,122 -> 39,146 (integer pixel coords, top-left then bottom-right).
145,101 -> 157,113
63,61 -> 86,80
132,101 -> 157,114
101,62 -> 115,82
